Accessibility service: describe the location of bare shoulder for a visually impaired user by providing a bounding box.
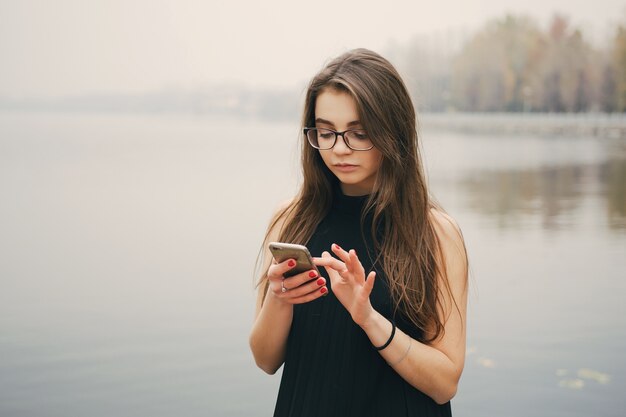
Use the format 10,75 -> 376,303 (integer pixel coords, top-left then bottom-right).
428,207 -> 468,282
429,207 -> 462,240
262,196 -> 299,267
274,197 -> 296,217
267,197 -> 297,238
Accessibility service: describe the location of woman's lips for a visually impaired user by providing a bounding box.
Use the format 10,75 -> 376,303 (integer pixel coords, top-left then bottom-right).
333,164 -> 358,172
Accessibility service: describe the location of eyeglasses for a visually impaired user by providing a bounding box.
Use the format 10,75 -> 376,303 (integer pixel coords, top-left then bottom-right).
304,127 -> 374,151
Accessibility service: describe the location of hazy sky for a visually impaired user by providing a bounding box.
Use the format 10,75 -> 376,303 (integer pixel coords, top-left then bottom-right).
1,0 -> 625,99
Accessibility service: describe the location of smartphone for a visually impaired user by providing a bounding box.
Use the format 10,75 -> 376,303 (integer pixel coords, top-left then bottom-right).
268,242 -> 318,278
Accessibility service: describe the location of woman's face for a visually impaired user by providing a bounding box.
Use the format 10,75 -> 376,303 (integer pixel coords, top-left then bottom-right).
314,88 -> 382,196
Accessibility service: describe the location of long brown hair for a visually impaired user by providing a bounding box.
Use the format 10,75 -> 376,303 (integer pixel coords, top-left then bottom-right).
258,48 -> 465,342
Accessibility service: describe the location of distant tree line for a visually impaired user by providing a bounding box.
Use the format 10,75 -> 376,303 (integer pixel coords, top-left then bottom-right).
4,13 -> 625,117
391,14 -> 626,113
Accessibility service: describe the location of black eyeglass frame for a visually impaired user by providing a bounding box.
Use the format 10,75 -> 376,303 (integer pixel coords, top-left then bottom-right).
303,127 -> 375,151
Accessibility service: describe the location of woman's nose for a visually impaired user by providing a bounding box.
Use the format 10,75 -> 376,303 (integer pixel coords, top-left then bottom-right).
333,133 -> 352,154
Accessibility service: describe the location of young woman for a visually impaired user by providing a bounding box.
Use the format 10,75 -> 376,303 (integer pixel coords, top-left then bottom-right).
249,48 -> 468,417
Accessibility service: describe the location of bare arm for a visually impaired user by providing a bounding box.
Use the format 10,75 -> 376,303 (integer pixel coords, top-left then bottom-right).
249,202 -> 328,374
314,209 -> 468,404
249,273 -> 294,374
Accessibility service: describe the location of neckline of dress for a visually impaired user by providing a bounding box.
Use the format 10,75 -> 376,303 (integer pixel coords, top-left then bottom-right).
332,182 -> 371,214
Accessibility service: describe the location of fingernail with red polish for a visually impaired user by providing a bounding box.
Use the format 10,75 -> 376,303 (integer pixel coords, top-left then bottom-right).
316,278 -> 325,286
288,260 -> 296,267
334,244 -> 341,250
320,287 -> 327,294
309,271 -> 317,278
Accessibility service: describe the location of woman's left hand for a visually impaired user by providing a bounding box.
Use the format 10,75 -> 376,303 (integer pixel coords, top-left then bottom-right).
314,243 -> 377,327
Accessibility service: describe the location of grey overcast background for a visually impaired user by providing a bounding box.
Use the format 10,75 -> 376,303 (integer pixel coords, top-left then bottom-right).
1,0 -> 625,100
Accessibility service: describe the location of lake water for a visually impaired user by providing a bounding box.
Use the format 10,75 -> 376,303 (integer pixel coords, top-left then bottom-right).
1,111 -> 624,416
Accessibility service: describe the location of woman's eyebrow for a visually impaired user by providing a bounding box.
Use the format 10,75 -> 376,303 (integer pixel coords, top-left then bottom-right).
315,117 -> 362,127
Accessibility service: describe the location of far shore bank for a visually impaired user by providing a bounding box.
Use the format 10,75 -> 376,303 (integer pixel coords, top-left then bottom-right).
2,109 -> 626,140
419,112 -> 626,139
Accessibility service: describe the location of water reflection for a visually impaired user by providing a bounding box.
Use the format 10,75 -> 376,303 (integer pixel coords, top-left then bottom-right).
600,158 -> 626,229
459,158 -> 626,231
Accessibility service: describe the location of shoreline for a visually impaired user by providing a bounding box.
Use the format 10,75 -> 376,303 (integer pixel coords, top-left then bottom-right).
419,112 -> 626,139
2,109 -> 626,139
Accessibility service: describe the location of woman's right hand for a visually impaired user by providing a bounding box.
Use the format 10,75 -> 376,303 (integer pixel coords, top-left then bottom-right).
267,259 -> 328,304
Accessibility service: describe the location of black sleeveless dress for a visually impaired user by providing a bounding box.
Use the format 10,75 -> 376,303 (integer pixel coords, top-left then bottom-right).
273,185 -> 452,417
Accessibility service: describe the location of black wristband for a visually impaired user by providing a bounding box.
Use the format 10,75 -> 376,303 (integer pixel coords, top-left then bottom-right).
374,320 -> 396,351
